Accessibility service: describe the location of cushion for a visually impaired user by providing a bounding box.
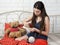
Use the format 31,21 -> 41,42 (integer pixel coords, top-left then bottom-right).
5,23 -> 11,31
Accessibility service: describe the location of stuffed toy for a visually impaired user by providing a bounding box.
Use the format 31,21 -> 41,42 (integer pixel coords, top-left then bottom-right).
5,21 -> 27,38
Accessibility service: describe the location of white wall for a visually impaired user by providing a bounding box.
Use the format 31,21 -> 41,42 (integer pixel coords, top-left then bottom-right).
0,0 -> 59,15
0,0 -> 23,13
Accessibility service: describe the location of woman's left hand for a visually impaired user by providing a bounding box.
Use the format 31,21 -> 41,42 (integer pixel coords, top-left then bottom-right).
30,28 -> 37,32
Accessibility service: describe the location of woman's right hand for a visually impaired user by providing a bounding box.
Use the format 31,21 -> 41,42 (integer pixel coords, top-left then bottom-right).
23,21 -> 30,28
24,21 -> 28,25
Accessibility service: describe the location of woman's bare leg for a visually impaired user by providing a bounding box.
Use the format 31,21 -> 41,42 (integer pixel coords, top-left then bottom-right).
15,35 -> 28,41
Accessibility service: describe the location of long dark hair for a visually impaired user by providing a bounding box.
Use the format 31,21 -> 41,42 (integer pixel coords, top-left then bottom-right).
31,1 -> 49,34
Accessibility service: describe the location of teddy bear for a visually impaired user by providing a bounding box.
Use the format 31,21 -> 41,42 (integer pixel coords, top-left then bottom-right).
5,21 -> 27,38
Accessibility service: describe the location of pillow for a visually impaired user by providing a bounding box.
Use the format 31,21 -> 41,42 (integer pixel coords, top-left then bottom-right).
5,23 -> 11,31
29,23 -> 33,28
18,24 -> 24,28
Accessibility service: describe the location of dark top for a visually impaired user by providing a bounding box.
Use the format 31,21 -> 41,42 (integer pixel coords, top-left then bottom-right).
27,21 -> 48,40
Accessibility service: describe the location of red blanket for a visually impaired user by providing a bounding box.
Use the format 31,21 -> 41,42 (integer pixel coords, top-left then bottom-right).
0,36 -> 48,45
0,23 -> 48,45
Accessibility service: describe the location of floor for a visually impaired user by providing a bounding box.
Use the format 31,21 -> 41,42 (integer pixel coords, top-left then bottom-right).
48,34 -> 60,45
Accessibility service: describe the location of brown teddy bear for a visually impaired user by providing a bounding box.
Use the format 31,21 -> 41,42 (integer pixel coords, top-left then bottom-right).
5,21 -> 27,38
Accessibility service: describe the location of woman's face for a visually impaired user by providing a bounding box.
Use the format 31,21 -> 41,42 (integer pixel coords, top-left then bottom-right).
33,8 -> 41,16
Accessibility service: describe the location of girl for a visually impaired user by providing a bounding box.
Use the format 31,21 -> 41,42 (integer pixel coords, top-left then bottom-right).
15,1 -> 50,45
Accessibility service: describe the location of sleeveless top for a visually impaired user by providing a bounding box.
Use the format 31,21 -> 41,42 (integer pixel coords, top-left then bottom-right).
27,21 -> 48,40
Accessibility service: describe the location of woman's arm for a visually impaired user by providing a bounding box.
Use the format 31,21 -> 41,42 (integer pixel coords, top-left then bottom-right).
34,17 -> 50,36
23,17 -> 32,26
24,16 -> 32,22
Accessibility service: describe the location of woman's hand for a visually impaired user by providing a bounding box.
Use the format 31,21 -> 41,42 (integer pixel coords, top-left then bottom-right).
30,28 -> 37,32
30,28 -> 40,33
